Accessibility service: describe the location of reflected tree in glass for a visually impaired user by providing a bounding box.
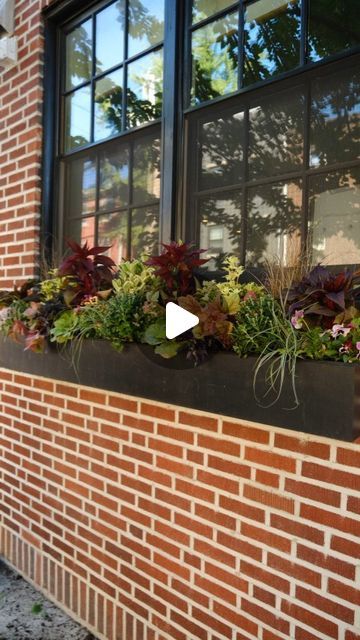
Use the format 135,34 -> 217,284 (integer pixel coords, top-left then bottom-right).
128,0 -> 164,57
198,191 -> 242,269
191,12 -> 239,104
99,146 -> 129,211
94,70 -> 123,140
131,206 -> 159,258
65,20 -> 92,90
127,50 -> 163,127
309,169 -> 360,265
98,211 -> 129,263
133,135 -> 161,205
308,0 -> 360,62
243,0 -> 301,85
200,112 -> 244,190
310,66 -> 360,168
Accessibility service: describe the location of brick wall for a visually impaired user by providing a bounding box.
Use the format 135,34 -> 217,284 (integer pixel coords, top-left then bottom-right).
0,0 -> 53,289
0,367 -> 359,640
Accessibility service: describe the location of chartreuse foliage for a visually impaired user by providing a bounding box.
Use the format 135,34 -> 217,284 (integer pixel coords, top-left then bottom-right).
1,240 -> 360,405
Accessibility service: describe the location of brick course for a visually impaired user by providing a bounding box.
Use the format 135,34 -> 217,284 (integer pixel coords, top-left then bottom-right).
0,367 -> 360,640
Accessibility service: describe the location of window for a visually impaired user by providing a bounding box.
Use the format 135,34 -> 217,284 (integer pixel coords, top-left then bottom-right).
47,0 -> 359,268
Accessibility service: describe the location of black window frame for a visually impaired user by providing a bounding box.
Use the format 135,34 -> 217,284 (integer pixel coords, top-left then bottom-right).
42,0 -> 360,271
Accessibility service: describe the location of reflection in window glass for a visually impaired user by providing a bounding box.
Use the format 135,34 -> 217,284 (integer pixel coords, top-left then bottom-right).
66,217 -> 96,247
94,69 -> 123,141
99,146 -> 129,211
131,206 -> 159,258
65,20 -> 92,91
308,0 -> 360,62
191,12 -> 239,105
127,50 -> 163,128
310,66 -> 360,168
192,0 -> 235,24
244,0 -> 301,85
249,87 -> 304,178
246,180 -> 302,266
128,0 -> 164,58
133,135 -> 161,205
68,156 -> 97,217
96,0 -> 125,73
65,87 -> 91,151
98,211 -> 128,263
199,191 -> 242,270
309,169 -> 360,265
200,111 -> 244,190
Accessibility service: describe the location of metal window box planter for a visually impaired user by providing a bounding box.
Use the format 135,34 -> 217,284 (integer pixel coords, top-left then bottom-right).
0,338 -> 359,442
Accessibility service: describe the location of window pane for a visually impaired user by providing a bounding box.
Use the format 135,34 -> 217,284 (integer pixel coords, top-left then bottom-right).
249,87 -> 304,178
127,50 -> 163,128
199,191 -> 242,270
191,12 -> 239,105
65,87 -> 91,151
308,0 -> 360,62
66,217 -> 96,247
128,0 -> 164,58
309,168 -> 360,265
246,180 -> 302,266
199,111 -> 244,190
99,146 -> 129,211
131,205 -> 159,258
94,69 -> 123,141
133,134 -> 161,205
68,156 -> 97,217
310,66 -> 360,168
98,212 -> 128,263
65,19 -> 92,91
96,0 -> 125,73
244,0 -> 301,86
192,0 -> 236,24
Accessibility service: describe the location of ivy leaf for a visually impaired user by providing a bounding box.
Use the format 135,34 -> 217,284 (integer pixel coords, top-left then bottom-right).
155,341 -> 182,359
143,319 -> 166,345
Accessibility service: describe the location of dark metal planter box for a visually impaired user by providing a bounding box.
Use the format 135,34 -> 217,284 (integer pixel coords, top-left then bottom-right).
0,338 -> 359,442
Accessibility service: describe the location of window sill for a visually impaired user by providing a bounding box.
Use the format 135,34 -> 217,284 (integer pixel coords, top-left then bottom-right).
0,337 -> 358,442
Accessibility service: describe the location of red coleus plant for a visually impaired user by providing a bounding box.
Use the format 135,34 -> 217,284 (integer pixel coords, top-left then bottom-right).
146,241 -> 208,296
58,239 -> 116,304
179,294 -> 233,348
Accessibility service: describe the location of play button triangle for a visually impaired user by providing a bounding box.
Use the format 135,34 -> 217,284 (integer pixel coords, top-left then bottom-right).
166,302 -> 199,340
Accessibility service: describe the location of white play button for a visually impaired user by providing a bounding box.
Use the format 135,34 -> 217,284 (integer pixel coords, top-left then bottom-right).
166,302 -> 199,340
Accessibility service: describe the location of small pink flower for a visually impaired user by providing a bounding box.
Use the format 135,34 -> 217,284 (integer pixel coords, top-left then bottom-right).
291,309 -> 304,329
244,290 -> 257,301
339,341 -> 352,354
356,341 -> 360,351
330,324 -> 351,338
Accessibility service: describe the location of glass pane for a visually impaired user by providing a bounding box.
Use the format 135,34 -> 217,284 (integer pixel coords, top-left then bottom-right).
249,86 -> 304,178
309,168 -> 360,265
308,0 -> 360,62
199,191 -> 242,270
65,87 -> 91,151
131,205 -> 159,258
310,66 -> 360,168
66,217 -> 96,247
191,12 -> 239,105
96,0 -> 125,73
246,180 -> 302,266
99,146 -> 129,211
65,19 -> 92,91
68,156 -> 97,217
127,50 -> 163,128
133,134 -> 161,205
192,0 -> 236,24
128,0 -> 164,58
244,0 -> 301,86
94,69 -> 123,141
98,212 -> 128,263
199,110 -> 244,190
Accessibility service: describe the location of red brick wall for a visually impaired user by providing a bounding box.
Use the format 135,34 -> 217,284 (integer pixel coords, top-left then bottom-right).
0,0 -> 53,289
0,367 -> 359,640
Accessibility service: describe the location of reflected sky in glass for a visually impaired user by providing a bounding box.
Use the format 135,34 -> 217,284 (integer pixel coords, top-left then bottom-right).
96,0 -> 125,73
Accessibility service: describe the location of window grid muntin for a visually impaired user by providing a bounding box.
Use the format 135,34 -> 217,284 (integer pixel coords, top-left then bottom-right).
61,0 -> 164,154
186,53 -> 360,268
